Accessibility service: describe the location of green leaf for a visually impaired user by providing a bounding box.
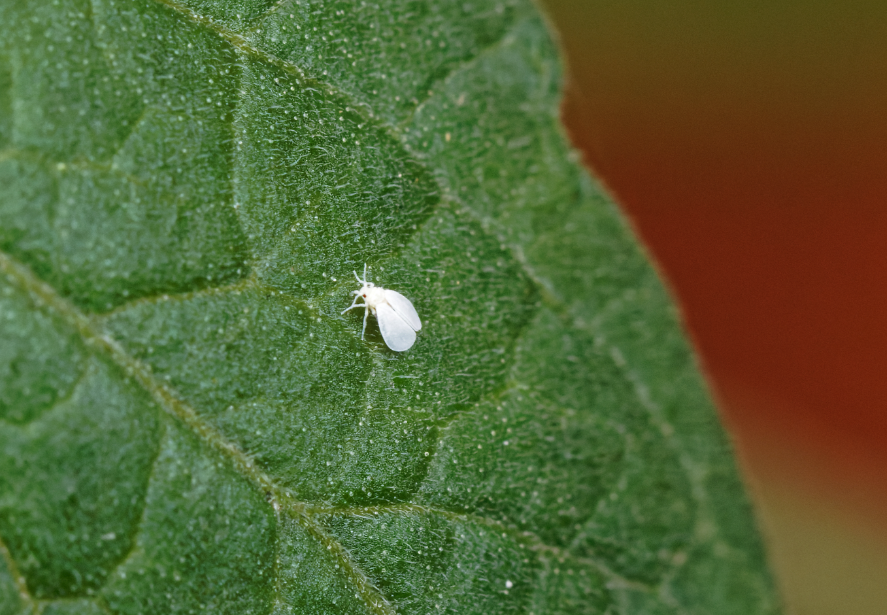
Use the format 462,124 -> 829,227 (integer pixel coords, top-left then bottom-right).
0,0 -> 780,613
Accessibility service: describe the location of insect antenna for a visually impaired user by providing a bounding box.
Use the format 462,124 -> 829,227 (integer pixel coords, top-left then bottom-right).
353,263 -> 372,286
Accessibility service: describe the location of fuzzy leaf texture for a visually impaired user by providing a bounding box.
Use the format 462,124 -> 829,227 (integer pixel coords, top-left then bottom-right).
0,0 -> 780,613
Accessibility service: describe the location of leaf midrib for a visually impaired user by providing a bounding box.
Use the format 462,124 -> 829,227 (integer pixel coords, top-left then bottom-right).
0,535 -> 33,614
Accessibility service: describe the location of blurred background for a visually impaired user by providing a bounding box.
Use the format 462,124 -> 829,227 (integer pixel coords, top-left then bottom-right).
539,1 -> 887,613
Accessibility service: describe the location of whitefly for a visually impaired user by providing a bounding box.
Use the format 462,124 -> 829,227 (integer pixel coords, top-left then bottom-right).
341,264 -> 422,351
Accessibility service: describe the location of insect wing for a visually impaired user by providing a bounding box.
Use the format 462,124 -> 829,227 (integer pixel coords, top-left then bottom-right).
376,303 -> 417,351
383,289 -> 421,331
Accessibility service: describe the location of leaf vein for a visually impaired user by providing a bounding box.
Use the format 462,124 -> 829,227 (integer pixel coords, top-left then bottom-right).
95,275 -> 257,320
395,17 -> 533,131
0,534 -> 36,614
307,502 -> 650,592
0,356 -> 89,428
97,418 -> 169,593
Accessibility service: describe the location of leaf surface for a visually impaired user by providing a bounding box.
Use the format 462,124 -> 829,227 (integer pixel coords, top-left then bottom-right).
0,0 -> 780,613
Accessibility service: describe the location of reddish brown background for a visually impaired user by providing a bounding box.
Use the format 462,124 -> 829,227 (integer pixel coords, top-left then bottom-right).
540,1 -> 887,612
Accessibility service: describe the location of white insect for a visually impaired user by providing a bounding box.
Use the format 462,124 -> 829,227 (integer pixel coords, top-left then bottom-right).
341,264 -> 422,351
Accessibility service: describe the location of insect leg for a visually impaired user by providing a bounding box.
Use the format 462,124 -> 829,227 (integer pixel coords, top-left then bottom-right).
361,305 -> 369,339
341,295 -> 363,314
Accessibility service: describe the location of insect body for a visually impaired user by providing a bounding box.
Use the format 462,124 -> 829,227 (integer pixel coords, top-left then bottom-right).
341,264 -> 422,351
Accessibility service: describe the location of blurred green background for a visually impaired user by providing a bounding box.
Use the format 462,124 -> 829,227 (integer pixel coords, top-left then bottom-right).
539,1 -> 887,613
